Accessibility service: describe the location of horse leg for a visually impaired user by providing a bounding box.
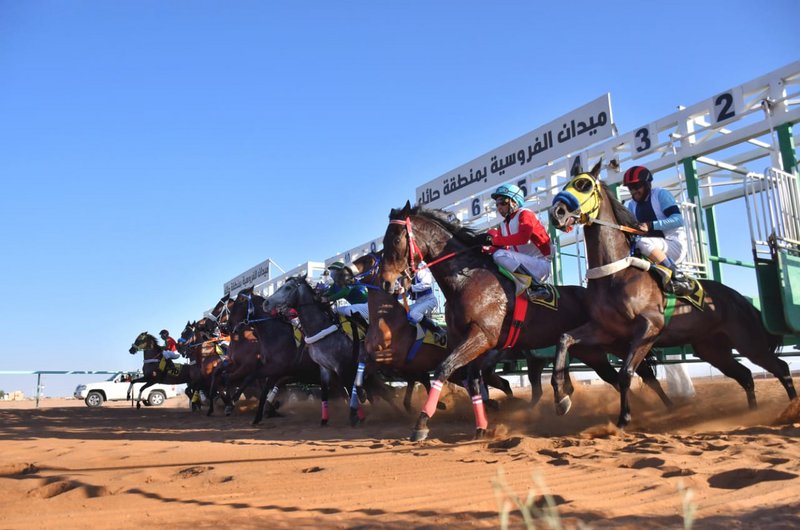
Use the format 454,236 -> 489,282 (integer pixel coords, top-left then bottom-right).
552,323 -> 617,416
523,352 -> 547,407
136,381 -> 154,410
467,364 -> 489,439
635,360 -> 674,410
253,376 -> 280,426
319,366 -> 333,426
728,337 -> 798,401
348,359 -> 367,427
693,340 -> 757,409
482,365 -> 512,411
412,325 -> 493,442
617,317 -> 663,429
207,367 -> 220,416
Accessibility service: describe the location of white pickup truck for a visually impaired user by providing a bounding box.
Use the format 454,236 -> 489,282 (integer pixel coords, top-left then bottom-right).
74,371 -> 182,408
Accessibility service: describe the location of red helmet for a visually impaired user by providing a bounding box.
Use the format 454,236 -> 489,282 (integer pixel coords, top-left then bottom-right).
623,166 -> 653,186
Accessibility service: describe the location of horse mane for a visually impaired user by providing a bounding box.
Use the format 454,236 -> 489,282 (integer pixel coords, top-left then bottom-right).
601,182 -> 640,240
390,205 -> 480,245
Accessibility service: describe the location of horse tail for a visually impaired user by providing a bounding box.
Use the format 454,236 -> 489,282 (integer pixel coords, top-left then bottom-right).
722,281 -> 781,355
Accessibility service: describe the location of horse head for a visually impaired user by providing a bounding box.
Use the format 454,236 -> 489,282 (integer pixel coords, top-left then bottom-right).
210,294 -> 233,333
261,275 -> 309,316
228,289 -> 262,334
129,331 -> 160,356
177,321 -> 196,355
379,200 -> 480,292
549,160 -> 605,231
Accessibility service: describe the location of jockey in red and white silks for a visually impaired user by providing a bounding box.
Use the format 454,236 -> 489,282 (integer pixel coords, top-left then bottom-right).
479,184 -> 553,300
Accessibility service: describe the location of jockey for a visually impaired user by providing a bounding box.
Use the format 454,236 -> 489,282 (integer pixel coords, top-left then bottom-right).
405,262 -> 445,339
324,261 -> 369,323
479,184 -> 552,301
159,329 -> 181,372
623,165 -> 692,296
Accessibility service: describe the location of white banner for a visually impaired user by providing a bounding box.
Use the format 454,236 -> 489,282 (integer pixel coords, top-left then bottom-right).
415,94 -> 613,209
224,258 -> 272,295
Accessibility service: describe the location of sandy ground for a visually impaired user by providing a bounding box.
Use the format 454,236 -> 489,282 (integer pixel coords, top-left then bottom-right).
1,377 -> 799,530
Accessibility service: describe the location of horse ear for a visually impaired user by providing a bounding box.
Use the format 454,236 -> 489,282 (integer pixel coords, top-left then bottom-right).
402,200 -> 412,214
590,159 -> 603,178
570,158 -> 583,177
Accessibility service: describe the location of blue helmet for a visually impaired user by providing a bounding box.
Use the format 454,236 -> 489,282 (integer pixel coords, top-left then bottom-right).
491,184 -> 525,207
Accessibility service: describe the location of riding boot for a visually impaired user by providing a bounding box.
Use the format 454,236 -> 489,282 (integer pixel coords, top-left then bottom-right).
419,315 -> 446,342
660,258 -> 693,296
514,264 -> 550,301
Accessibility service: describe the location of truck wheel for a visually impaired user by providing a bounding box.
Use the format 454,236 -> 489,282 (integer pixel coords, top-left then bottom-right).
147,390 -> 166,406
85,391 -> 104,408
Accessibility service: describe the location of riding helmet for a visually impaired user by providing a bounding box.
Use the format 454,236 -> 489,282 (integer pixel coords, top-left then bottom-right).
623,166 -> 653,186
491,184 -> 525,207
327,261 -> 345,270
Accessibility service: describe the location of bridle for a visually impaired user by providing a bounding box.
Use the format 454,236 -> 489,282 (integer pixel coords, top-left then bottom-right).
388,216 -> 478,280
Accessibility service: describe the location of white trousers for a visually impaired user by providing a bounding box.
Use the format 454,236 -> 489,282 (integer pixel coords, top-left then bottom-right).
407,294 -> 438,324
492,249 -> 552,282
636,237 -> 687,264
335,303 -> 369,322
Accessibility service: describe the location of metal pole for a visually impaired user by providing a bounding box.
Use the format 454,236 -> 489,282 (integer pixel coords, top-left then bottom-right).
35,373 -> 41,408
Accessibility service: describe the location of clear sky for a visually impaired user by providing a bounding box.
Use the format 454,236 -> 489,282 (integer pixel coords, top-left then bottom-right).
1,1 -> 798,397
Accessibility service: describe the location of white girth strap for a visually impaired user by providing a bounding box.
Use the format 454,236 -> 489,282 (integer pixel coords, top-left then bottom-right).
303,325 -> 338,344
585,256 -> 651,280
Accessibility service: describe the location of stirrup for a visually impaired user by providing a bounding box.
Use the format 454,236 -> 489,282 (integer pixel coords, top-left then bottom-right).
526,284 -> 550,301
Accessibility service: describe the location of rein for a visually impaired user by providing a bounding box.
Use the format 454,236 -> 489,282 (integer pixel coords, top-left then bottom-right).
390,217 -> 480,275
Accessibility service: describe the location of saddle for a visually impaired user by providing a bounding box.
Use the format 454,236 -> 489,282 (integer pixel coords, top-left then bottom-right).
649,264 -> 705,310
158,358 -> 183,378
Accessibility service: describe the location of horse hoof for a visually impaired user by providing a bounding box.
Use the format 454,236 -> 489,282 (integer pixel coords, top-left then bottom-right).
436,401 -> 447,411
320,419 -> 329,427
555,396 -> 572,416
410,429 -> 429,442
224,406 -> 233,416
474,428 -> 487,440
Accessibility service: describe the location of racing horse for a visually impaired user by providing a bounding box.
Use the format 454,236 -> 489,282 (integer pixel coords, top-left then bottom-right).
379,202 -> 672,441
350,251 -> 518,411
177,319 -> 239,415
226,289 -> 322,425
262,275 -> 402,426
128,332 -> 193,409
548,160 -> 797,428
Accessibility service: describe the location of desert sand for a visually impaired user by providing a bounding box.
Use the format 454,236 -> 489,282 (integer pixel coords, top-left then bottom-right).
1,376 -> 799,529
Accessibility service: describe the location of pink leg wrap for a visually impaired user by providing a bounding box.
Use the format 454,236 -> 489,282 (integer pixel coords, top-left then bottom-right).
422,380 -> 444,418
472,394 -> 488,430
357,404 -> 366,421
321,401 -> 329,421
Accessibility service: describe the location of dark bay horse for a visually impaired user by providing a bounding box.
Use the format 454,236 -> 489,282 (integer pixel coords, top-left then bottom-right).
379,202 -> 672,441
177,319 -> 238,415
128,332 -> 192,409
227,290 -> 322,425
263,275 -> 391,426
351,251 -> 517,411
548,161 -> 797,427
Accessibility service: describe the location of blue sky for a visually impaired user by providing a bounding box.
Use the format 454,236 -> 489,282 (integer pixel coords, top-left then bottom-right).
1,1 -> 798,397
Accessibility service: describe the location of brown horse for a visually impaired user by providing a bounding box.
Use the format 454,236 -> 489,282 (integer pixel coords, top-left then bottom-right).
350,251 -> 517,411
548,161 -> 797,428
378,203 -> 672,440
226,289 -> 324,425
128,332 -> 193,408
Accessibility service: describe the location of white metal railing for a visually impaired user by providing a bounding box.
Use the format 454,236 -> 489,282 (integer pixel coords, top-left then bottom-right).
745,167 -> 800,259
679,201 -> 708,277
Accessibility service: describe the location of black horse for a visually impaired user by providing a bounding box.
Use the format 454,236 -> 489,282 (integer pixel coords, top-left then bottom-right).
227,290 -> 324,425
128,332 -> 192,409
